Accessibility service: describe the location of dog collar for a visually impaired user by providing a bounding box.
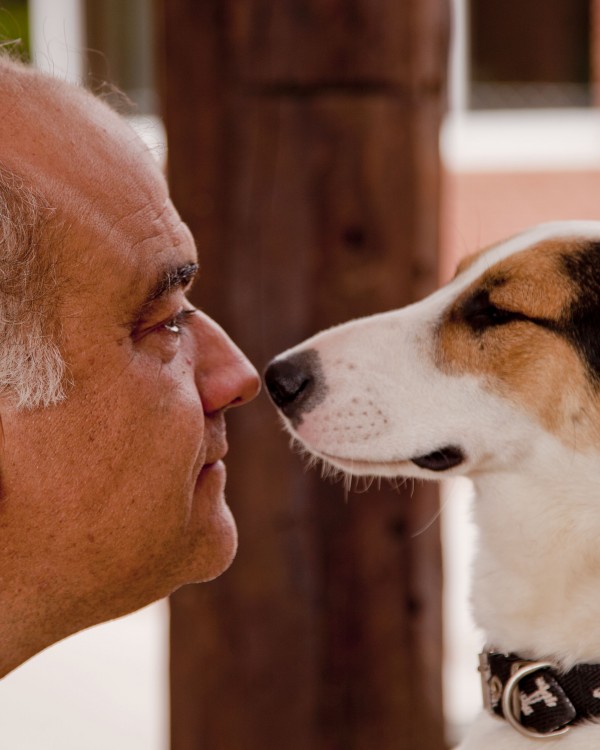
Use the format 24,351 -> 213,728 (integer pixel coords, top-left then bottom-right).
479,650 -> 600,739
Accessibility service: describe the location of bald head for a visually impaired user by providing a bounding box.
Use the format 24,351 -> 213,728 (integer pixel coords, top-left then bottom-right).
0,55 -> 171,408
0,55 -> 167,250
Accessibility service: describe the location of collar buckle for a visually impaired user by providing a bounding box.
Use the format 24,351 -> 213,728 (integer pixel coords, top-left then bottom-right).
479,651 -> 580,738
501,661 -> 570,739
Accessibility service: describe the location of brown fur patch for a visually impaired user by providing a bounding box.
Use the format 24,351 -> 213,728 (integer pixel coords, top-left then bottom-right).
439,238 -> 600,448
486,241 -> 574,318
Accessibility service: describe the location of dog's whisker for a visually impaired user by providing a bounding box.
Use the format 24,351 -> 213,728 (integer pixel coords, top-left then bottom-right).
410,490 -> 451,539
344,473 -> 353,498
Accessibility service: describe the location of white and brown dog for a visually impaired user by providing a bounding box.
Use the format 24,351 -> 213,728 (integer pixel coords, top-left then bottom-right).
265,221 -> 600,748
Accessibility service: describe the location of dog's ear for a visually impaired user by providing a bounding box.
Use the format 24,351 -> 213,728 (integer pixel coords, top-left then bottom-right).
561,242 -> 600,382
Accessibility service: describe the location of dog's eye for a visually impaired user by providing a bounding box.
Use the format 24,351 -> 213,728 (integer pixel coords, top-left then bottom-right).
460,290 -> 522,332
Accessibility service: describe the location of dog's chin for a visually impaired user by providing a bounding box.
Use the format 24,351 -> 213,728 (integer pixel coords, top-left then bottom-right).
318,453 -> 411,478
291,441 -> 466,479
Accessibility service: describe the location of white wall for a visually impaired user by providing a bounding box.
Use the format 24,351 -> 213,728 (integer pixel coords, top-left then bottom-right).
0,601 -> 169,750
29,0 -> 84,82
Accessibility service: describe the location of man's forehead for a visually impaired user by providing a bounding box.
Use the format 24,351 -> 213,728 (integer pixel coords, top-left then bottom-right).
0,59 -> 200,316
99,196 -> 194,259
0,57 -> 167,227
95,208 -> 199,319
127,216 -> 198,297
62,222 -> 199,330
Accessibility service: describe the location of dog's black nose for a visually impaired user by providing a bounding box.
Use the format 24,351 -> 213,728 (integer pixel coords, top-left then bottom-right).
264,357 -> 311,410
264,349 -> 326,424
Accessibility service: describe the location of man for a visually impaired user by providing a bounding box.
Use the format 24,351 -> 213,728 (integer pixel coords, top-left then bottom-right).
0,56 -> 260,676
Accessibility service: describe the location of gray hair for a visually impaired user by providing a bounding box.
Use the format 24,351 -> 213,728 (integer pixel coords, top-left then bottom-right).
0,166 -> 67,409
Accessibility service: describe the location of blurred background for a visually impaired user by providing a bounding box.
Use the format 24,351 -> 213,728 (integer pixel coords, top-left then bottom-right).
0,1 -> 599,748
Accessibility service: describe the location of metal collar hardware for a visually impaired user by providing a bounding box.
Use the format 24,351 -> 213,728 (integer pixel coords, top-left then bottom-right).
501,662 -> 570,740
477,651 -> 600,738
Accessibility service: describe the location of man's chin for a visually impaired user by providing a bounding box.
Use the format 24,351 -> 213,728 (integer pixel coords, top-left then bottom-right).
199,513 -> 238,582
183,459 -> 237,578
183,497 -> 238,583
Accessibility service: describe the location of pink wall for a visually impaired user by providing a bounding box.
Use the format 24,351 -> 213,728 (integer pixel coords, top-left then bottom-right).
441,168 -> 600,282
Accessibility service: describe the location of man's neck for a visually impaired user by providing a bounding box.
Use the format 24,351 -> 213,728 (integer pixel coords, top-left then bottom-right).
0,591 -> 58,677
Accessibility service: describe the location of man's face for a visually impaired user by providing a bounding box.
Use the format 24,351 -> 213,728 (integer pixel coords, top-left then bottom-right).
0,72 -> 260,630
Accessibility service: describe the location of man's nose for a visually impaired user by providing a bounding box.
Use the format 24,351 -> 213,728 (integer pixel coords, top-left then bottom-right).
193,313 -> 260,414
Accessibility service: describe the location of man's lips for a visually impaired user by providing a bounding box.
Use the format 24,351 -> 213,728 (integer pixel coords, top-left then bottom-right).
204,454 -> 225,466
195,419 -> 228,478
195,456 -> 226,492
198,445 -> 228,474
199,417 -> 228,471
200,439 -> 229,470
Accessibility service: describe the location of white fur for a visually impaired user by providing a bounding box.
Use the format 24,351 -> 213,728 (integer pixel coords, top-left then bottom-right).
271,221 -> 600,747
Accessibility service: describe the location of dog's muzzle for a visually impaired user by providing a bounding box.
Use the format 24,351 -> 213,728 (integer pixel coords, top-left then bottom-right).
264,349 -> 328,426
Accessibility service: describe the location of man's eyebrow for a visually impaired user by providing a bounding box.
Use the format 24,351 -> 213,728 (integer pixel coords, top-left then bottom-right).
144,262 -> 200,306
131,262 -> 200,324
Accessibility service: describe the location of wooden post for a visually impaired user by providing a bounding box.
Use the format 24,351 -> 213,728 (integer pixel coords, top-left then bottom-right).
592,0 -> 600,106
156,2 -> 449,748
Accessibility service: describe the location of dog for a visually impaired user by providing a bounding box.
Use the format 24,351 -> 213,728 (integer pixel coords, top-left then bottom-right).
264,221 -> 600,748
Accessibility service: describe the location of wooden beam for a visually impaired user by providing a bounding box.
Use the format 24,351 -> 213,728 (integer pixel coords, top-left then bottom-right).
157,2 -> 449,748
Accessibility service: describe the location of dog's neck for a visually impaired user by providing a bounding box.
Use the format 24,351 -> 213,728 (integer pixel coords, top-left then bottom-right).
470,453 -> 600,669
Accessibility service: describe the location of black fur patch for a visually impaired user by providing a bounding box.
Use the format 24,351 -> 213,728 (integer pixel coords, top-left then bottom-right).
458,288 -> 532,333
449,244 -> 600,387
560,242 -> 600,383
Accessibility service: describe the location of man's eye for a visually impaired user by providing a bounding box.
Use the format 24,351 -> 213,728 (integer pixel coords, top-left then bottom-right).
160,308 -> 196,335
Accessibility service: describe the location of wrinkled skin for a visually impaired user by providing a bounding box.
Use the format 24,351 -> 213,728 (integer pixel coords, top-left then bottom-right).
0,61 -> 260,675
